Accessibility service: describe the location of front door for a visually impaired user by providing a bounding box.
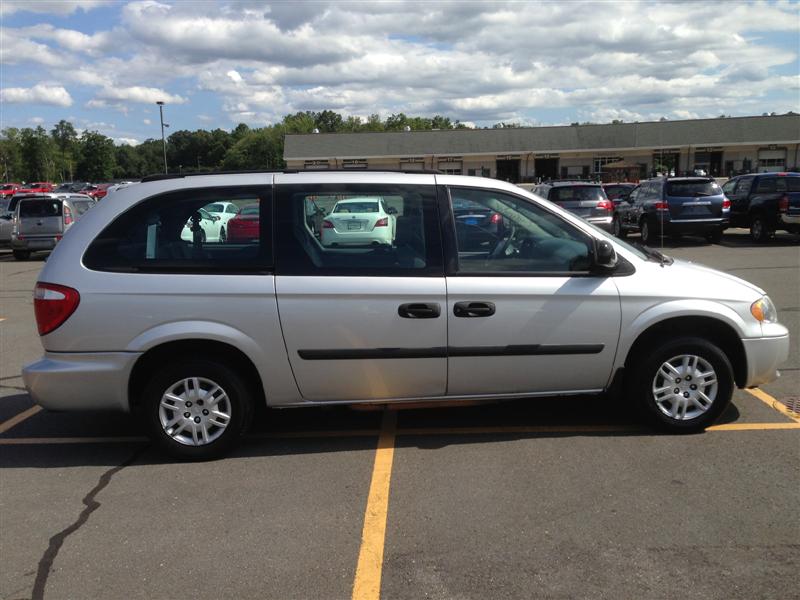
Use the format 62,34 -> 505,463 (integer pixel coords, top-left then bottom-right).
274,175 -> 447,401
444,186 -> 621,396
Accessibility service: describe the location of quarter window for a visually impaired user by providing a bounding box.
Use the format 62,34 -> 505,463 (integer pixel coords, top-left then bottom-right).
449,187 -> 592,274
755,178 -> 777,193
83,186 -> 271,273
275,184 -> 442,276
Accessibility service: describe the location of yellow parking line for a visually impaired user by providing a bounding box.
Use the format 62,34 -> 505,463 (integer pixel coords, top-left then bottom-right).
707,422 -> 800,431
352,411 -> 397,600
746,388 -> 800,423
0,405 -> 41,434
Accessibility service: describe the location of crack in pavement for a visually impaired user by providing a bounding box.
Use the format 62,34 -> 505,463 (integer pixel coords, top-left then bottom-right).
31,445 -> 147,600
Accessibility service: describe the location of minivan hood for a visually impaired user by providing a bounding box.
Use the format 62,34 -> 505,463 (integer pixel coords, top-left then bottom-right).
666,257 -> 765,298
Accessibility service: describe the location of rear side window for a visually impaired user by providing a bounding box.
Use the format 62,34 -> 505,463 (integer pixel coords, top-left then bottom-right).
550,186 -> 606,202
84,186 -> 272,273
756,178 -> 777,193
666,180 -> 721,197
776,177 -> 800,192
70,201 -> 93,216
275,183 -> 442,276
19,200 -> 62,217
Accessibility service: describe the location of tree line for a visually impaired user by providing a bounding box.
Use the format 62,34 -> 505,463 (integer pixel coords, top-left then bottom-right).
0,111 -> 469,183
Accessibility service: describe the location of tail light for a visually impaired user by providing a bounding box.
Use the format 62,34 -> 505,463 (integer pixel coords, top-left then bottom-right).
322,220 -> 334,229
489,213 -> 503,224
654,201 -> 669,210
63,205 -> 73,225
373,217 -> 388,228
722,197 -> 731,210
33,282 -> 80,335
778,195 -> 789,213
597,200 -> 613,211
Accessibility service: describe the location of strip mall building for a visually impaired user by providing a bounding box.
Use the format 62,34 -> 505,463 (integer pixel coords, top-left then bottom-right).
284,114 -> 800,182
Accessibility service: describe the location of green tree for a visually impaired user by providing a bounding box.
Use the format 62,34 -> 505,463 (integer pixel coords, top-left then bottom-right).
114,144 -> 143,178
50,119 -> 79,181
20,126 -> 57,181
385,113 -> 409,131
281,111 -> 317,134
0,128 -> 24,182
314,110 -> 344,133
222,127 -> 283,170
76,131 -> 116,181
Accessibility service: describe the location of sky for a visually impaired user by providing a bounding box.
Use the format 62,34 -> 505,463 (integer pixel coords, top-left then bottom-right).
1,0 -> 798,146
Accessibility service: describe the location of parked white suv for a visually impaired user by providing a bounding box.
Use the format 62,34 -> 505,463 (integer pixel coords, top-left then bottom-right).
22,171 -> 789,458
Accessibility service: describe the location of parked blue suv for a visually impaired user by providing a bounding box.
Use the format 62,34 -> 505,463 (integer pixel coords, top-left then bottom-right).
612,177 -> 729,244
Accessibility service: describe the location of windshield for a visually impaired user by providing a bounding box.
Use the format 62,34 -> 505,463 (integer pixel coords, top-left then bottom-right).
334,201 -> 379,213
1,184 -> 15,191
240,205 -> 259,216
550,186 -> 606,202
666,180 -> 721,197
204,203 -> 225,213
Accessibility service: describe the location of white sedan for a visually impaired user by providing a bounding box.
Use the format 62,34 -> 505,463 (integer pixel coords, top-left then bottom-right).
320,197 -> 396,246
181,207 -> 226,243
203,201 -> 240,228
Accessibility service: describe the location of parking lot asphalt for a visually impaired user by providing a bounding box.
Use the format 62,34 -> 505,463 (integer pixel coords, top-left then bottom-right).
1,229 -> 798,600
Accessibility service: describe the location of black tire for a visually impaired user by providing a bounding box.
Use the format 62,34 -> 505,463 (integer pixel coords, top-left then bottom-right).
140,358 -> 254,460
640,218 -> 654,245
750,215 -> 771,243
12,250 -> 30,260
612,215 -> 627,238
626,337 -> 734,433
705,229 -> 723,244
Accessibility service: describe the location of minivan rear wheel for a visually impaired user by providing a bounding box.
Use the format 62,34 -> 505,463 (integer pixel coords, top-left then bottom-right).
640,218 -> 654,245
13,250 -> 30,260
141,359 -> 253,459
627,337 -> 733,432
750,216 -> 771,243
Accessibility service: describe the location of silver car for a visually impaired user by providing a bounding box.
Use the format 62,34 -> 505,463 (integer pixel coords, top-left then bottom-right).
22,172 -> 789,458
10,193 -> 95,260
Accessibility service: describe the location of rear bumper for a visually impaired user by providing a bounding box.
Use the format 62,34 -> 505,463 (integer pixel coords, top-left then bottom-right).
586,216 -> 613,232
11,235 -> 59,251
658,217 -> 728,234
741,332 -> 790,388
22,351 -> 141,412
778,214 -> 800,228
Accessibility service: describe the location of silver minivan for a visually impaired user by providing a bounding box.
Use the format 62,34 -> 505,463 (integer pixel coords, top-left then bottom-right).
11,193 -> 95,260
22,172 -> 789,458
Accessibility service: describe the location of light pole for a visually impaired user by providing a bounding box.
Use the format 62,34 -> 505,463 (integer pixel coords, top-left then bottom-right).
156,101 -> 168,174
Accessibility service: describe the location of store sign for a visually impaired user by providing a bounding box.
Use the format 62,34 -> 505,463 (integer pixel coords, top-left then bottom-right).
496,155 -> 520,160
699,147 -> 723,152
303,160 -> 329,169
438,156 -> 463,162
342,159 -> 368,168
535,154 -> 559,159
400,157 -> 424,163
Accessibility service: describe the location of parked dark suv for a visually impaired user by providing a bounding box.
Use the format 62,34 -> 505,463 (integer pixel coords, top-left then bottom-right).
612,177 -> 729,244
722,172 -> 800,242
532,181 -> 614,231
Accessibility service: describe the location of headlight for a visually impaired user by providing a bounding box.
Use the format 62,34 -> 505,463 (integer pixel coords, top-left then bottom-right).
751,296 -> 778,323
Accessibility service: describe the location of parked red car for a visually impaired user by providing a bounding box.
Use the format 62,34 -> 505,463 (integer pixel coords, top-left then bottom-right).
81,184 -> 111,200
0,183 -> 21,197
17,182 -> 54,194
226,204 -> 260,242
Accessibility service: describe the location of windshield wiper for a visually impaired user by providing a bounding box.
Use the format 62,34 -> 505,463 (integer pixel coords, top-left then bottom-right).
633,242 -> 674,266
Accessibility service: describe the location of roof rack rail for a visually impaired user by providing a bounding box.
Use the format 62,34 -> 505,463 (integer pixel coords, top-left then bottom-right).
141,168 -> 443,183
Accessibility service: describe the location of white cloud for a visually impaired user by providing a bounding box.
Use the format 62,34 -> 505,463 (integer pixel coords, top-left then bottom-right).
0,31 -> 70,67
0,1 -> 109,15
114,137 -> 141,146
143,118 -> 152,125
28,117 -> 45,125
1,84 -> 73,107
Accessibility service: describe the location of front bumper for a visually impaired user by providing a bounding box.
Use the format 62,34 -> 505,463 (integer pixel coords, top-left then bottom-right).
22,351 -> 141,412
741,332 -> 790,388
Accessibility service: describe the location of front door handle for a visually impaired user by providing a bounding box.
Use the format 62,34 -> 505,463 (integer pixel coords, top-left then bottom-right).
453,301 -> 496,318
398,303 -> 441,319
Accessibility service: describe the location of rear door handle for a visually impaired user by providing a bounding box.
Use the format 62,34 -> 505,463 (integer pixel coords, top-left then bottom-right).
453,301 -> 496,318
398,303 -> 441,319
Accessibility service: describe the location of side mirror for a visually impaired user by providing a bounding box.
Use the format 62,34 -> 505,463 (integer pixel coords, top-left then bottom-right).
593,239 -> 618,272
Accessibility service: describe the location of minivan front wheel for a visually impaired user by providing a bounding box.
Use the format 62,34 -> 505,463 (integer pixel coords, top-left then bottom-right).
141,359 -> 253,459
628,337 -> 733,432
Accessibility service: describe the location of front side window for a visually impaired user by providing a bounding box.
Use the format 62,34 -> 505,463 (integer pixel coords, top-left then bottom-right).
736,177 -> 754,197
449,187 -> 592,274
722,180 -> 737,196
84,186 -> 271,273
275,183 -> 442,276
